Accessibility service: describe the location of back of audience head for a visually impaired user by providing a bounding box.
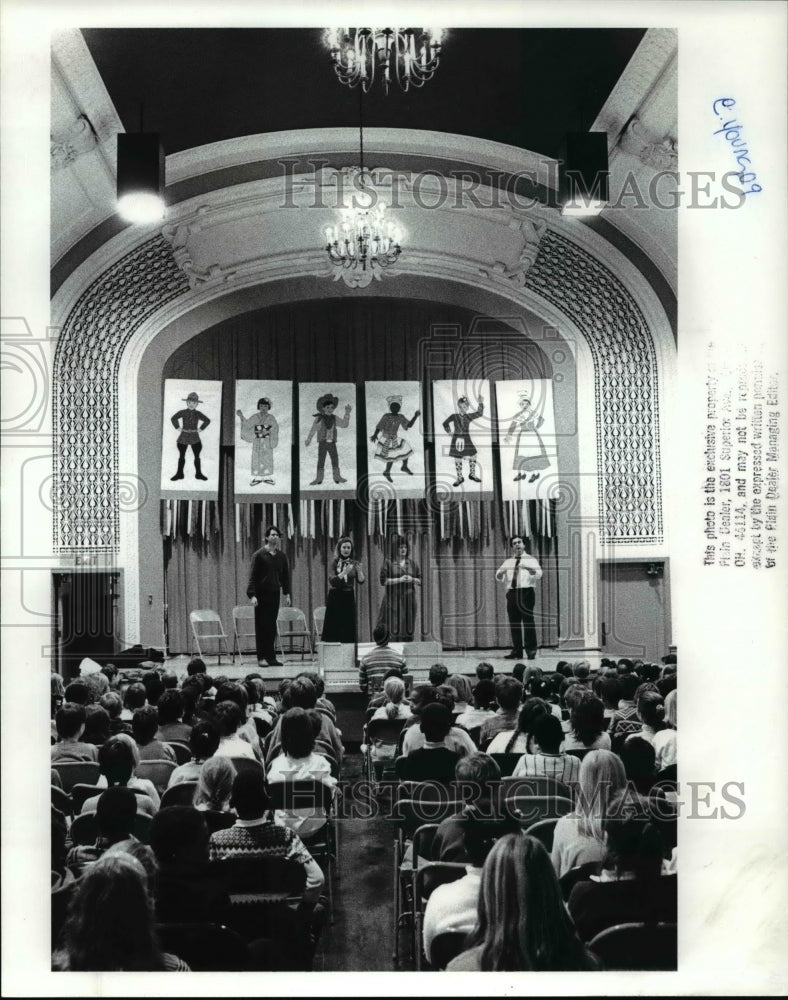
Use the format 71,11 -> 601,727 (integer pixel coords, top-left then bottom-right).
555,661 -> 573,678
51,673 -> 66,713
637,661 -> 661,683
494,676 -> 523,712
528,676 -> 552,703
84,672 -> 109,703
410,683 -> 438,714
215,681 -> 249,715
189,720 -> 220,761
382,676 -> 406,718
156,689 -> 184,726
569,692 -> 605,747
434,683 -> 457,712
160,670 -> 178,690
572,661 -> 591,682
522,663 -> 542,690
103,840 -> 158,892
469,833 -> 592,971
180,683 -> 200,724
598,675 -> 621,710
472,679 -> 496,710
420,702 -> 453,743
446,673 -> 473,707
513,697 -> 549,742
618,672 -> 640,701
65,679 -> 91,706
56,702 -> 87,740
617,658 -> 635,674
84,705 -> 110,745
100,663 -> 119,688
131,705 -> 159,746
637,689 -> 667,729
297,670 -> 326,698
576,750 -> 627,839
230,770 -> 270,820
475,661 -> 494,682
372,623 -> 389,646
193,756 -> 236,811
98,734 -> 138,785
511,662 -> 526,684
603,789 -> 664,880
281,706 -> 316,758
187,656 -> 207,677
663,689 -> 677,728
455,751 -> 501,787
531,712 -> 564,754
151,806 -> 210,867
212,700 -> 245,738
619,736 -> 657,790
428,662 -> 449,687
124,682 -> 147,712
99,691 -> 123,722
283,676 -> 317,710
95,785 -> 137,839
141,670 -> 165,706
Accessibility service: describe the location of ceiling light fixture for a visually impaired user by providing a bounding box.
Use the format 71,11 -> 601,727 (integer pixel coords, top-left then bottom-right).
325,28 -> 444,94
116,133 -> 166,224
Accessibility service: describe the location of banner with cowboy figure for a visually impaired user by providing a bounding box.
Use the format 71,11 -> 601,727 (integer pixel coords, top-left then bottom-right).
432,379 -> 493,501
495,378 -> 558,501
364,381 -> 425,501
160,379 -> 223,499
234,380 -> 294,503
299,383 -> 357,500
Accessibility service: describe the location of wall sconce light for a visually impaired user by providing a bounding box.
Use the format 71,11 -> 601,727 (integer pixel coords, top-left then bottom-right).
559,132 -> 609,217
116,133 -> 165,224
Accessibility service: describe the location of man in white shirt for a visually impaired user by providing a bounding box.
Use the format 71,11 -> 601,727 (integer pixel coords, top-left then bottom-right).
495,535 -> 543,660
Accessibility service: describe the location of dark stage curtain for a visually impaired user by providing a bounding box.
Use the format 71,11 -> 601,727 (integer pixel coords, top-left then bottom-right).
162,298 -> 559,655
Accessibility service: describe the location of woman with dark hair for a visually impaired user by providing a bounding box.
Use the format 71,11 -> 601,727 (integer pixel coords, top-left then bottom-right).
376,537 -> 421,641
83,705 -> 111,746
446,833 -> 597,971
167,720 -> 220,787
563,692 -> 611,752
52,853 -> 189,971
486,697 -> 550,754
568,790 -> 677,943
321,535 -> 365,643
631,689 -> 668,745
212,701 -> 256,760
267,707 -> 337,836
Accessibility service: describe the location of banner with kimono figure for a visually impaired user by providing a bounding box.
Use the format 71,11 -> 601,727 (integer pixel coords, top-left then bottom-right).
365,381 -> 425,501
298,382 -> 357,500
431,379 -> 493,500
160,379 -> 223,499
234,380 -> 293,503
495,379 -> 558,501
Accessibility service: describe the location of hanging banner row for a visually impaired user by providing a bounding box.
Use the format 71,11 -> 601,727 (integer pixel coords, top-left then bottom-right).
160,378 -> 557,503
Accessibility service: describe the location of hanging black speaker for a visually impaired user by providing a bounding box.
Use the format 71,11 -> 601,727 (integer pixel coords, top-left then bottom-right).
559,132 -> 609,216
116,133 -> 165,223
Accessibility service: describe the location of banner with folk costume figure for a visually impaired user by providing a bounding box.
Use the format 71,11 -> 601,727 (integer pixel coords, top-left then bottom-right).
431,379 -> 493,503
234,380 -> 294,503
495,379 -> 558,502
160,379 -> 222,499
299,382 -> 357,501
365,381 -> 425,502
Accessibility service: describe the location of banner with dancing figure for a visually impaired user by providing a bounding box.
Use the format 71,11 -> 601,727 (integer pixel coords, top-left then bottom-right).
299,382 -> 357,500
495,379 -> 558,501
234,380 -> 293,503
432,379 -> 493,501
365,381 -> 425,501
160,379 -> 222,499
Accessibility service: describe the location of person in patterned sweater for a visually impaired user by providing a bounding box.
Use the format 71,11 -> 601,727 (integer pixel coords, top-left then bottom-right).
208,770 -> 325,909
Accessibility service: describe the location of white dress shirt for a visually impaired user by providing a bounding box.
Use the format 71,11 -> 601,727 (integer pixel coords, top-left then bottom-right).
495,553 -> 543,589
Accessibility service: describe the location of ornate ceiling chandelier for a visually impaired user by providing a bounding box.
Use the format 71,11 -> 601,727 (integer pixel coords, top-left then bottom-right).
324,92 -> 402,287
324,28 -> 444,94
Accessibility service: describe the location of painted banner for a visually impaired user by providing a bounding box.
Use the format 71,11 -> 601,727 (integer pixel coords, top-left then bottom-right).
160,379 -> 222,498
299,382 -> 357,500
495,379 -> 558,501
365,381 -> 425,501
432,379 -> 493,500
234,380 -> 293,503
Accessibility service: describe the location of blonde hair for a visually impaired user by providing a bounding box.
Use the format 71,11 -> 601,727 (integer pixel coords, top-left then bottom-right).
383,676 -> 406,719
574,749 -> 627,840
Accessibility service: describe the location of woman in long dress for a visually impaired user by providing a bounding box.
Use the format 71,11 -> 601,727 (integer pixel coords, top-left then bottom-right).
236,397 -> 279,486
370,396 -> 421,482
505,392 -> 550,483
376,538 -> 421,641
321,536 -> 365,643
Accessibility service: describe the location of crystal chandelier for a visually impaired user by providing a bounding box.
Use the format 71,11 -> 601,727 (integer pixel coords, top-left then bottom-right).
324,28 -> 444,94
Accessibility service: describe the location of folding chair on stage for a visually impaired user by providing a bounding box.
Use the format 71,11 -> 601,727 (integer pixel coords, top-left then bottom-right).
276,607 -> 314,662
190,609 -> 231,663
312,605 -> 326,645
232,605 -> 257,665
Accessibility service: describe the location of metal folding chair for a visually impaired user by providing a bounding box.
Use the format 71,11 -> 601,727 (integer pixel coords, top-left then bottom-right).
588,921 -> 678,970
190,609 -> 231,662
276,607 -> 313,662
312,605 -> 326,644
232,605 -> 257,665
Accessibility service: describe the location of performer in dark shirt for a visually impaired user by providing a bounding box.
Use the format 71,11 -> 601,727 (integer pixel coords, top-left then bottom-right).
246,526 -> 291,667
170,391 -> 211,481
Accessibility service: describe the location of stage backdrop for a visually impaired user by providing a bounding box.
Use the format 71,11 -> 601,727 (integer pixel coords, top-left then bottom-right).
365,380 -> 425,501
432,379 -> 493,500
161,298 -> 559,652
234,380 -> 293,503
160,379 -> 222,499
299,382 -> 357,500
495,379 -> 558,501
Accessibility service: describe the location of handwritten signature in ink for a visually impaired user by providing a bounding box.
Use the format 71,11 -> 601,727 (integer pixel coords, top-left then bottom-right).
713,98 -> 762,195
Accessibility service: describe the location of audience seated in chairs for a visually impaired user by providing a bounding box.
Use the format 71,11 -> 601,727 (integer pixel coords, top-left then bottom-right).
64,679 -> 91,706
213,701 -> 258,760
428,663 -> 449,688
652,689 -> 676,771
422,806 -> 507,966
295,671 -> 337,724
551,749 -> 627,878
445,674 -> 473,715
244,675 -> 278,727
401,685 -> 475,757
132,705 -> 177,763
454,679 -> 497,732
479,677 -> 524,747
268,677 -> 344,763
267,707 -> 338,837
167,720 -> 220,787
370,675 -> 412,724
396,703 -> 462,783
52,703 -> 99,763
155,689 -> 193,745
511,712 -> 581,787
193,756 -> 238,832
83,705 -> 111,747
486,696 -> 550,754
150,806 -> 232,925
359,624 -> 408,694
66,786 -> 140,878
608,673 -> 643,748
445,833 -> 598,971
475,661 -> 495,682
214,681 -> 265,760
82,734 -> 160,816
630,689 -> 669,748
562,691 -> 611,753
121,681 -> 148,721
100,691 -> 132,736
568,790 -> 677,944
619,736 -> 658,796
53,852 -> 190,971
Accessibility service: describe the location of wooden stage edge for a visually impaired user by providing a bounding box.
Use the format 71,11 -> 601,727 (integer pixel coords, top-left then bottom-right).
163,647 -> 606,694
